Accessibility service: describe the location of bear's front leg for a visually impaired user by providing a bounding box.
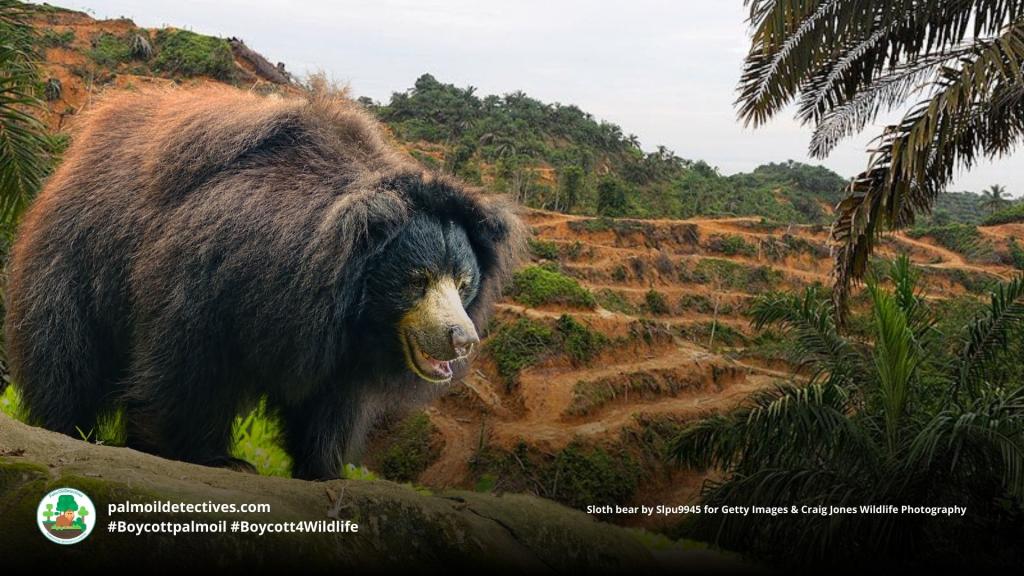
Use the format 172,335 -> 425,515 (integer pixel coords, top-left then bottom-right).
283,385 -> 385,480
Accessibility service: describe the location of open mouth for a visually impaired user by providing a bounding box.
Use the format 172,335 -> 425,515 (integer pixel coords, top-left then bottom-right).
403,332 -> 455,383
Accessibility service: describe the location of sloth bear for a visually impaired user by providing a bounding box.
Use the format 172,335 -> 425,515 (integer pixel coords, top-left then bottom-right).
4,86 -> 522,479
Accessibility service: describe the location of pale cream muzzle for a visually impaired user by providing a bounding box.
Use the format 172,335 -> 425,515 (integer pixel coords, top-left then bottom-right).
399,277 -> 480,383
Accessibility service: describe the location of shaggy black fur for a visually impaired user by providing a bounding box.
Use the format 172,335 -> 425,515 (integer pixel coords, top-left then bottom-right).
4,87 -> 522,479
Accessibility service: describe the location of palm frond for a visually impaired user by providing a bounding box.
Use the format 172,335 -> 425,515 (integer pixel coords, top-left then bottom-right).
0,0 -> 51,225
831,21 -> 1024,312
738,0 -> 1021,128
749,285 -> 863,383
869,283 -> 921,452
807,49 -> 976,157
669,380 -> 865,473
956,275 -> 1024,396
910,386 -> 1024,497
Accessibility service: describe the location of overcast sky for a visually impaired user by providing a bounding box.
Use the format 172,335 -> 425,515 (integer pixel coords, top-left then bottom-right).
52,0 -> 1023,195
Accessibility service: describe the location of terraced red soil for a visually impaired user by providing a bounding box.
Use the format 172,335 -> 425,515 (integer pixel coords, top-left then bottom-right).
406,209 -> 1019,525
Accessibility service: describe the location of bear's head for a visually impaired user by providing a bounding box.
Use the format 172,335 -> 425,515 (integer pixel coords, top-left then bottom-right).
362,214 -> 482,383
355,174 -> 522,384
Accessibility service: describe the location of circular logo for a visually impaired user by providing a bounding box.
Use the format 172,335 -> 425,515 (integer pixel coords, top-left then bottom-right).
37,487 -> 96,545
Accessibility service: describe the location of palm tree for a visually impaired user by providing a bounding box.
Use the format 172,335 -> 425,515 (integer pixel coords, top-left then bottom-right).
736,1 -> 1024,313
982,184 -> 1012,214
670,257 -> 1024,566
0,0 -> 52,230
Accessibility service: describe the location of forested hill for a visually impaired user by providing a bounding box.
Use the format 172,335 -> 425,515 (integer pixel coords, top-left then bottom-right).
360,74 -> 846,223
361,74 -> 991,225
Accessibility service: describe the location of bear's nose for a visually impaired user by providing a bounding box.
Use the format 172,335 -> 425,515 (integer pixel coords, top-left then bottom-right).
450,325 -> 480,357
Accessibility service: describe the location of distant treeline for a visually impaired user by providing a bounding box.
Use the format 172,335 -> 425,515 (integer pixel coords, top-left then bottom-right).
361,74 -> 994,225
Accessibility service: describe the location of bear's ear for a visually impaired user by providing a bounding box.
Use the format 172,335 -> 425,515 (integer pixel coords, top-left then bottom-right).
467,192 -> 526,277
461,192 -> 526,328
394,173 -> 526,277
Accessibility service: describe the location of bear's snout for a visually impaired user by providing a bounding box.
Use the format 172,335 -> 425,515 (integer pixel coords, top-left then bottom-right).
400,276 -> 479,382
449,324 -> 479,358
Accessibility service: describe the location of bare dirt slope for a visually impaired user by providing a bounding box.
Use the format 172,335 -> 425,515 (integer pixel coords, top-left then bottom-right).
389,209 -> 1018,528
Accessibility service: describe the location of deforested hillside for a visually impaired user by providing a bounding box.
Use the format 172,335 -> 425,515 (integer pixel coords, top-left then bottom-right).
364,208 -> 1022,528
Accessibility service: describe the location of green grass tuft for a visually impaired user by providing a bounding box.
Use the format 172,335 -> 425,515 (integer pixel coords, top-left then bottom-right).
1,386 -> 25,420
231,399 -> 292,477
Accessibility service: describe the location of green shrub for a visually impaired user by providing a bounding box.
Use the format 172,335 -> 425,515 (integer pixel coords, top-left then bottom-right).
924,267 -> 998,294
644,289 -> 671,315
556,314 -> 607,364
378,413 -> 442,482
510,265 -> 595,308
528,238 -> 560,260
486,317 -> 556,384
596,288 -> 635,314
982,203 -> 1024,226
153,29 -> 235,80
1009,238 -> 1024,270
89,33 -> 133,67
683,258 -> 783,291
675,321 -> 747,347
760,234 -> 829,260
611,264 -> 628,282
549,442 -> 639,509
40,28 -> 74,48
566,240 -> 584,260
409,150 -> 441,170
708,234 -> 756,257
471,440 -> 639,511
566,370 -> 713,417
596,176 -> 628,216
678,294 -> 714,313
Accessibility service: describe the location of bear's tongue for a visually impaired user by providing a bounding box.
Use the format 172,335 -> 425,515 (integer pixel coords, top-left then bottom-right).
423,354 -> 452,378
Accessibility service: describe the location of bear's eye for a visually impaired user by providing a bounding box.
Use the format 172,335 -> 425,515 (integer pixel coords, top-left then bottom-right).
410,274 -> 430,293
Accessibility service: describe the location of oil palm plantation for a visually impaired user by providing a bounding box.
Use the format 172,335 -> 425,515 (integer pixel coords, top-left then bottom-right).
737,1 -> 1024,312
671,257 -> 1024,566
